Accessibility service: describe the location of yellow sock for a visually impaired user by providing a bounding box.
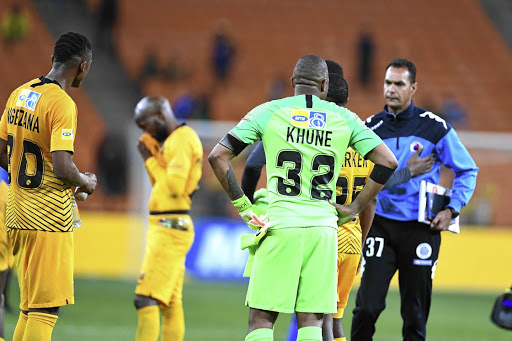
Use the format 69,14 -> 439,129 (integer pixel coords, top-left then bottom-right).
136,305 -> 160,341
13,312 -> 28,341
161,302 -> 185,341
23,312 -> 58,341
334,338 -> 346,341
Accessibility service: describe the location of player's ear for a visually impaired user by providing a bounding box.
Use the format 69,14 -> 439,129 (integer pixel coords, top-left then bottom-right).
51,55 -> 54,63
411,82 -> 417,96
320,78 -> 328,93
290,76 -> 295,88
79,60 -> 87,74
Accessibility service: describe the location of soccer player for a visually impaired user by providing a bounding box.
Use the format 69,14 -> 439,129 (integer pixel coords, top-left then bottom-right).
0,32 -> 97,341
209,54 -> 398,341
352,58 -> 479,340
133,96 -> 203,341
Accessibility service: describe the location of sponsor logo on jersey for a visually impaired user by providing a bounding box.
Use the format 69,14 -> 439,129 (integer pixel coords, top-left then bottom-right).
290,110 -> 327,129
410,141 -> 423,152
309,111 -> 326,129
291,110 -> 309,128
413,259 -> 433,266
15,89 -> 41,111
416,242 -> 432,259
61,129 -> 74,140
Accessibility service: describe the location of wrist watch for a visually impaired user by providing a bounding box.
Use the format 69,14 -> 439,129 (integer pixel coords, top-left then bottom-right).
446,206 -> 459,218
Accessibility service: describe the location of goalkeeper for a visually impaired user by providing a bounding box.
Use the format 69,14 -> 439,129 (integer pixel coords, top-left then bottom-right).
208,55 -> 397,341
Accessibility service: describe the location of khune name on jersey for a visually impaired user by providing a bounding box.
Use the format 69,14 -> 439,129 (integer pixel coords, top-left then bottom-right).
286,127 -> 332,147
6,107 -> 40,133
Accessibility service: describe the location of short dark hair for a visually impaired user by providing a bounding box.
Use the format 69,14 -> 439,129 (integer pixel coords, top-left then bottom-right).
326,73 -> 348,106
292,55 -> 328,87
326,60 -> 344,77
386,58 -> 416,83
53,32 -> 92,66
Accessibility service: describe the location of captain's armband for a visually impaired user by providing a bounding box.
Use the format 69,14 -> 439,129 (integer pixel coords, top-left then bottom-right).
369,164 -> 395,185
219,133 -> 248,156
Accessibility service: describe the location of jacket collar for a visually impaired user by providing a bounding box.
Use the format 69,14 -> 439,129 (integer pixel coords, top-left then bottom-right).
383,101 -> 415,120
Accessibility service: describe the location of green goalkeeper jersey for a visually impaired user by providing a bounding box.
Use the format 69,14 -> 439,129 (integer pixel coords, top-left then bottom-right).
231,94 -> 382,229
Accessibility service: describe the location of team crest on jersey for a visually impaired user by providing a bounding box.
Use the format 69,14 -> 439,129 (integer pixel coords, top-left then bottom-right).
15,89 -> 41,111
410,141 -> 423,152
416,243 -> 432,259
290,109 -> 327,129
61,129 -> 74,140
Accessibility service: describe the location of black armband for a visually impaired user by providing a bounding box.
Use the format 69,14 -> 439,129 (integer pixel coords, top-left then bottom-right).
219,134 -> 248,156
369,164 -> 395,185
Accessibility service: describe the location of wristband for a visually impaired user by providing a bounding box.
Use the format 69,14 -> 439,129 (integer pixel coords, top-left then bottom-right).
369,164 -> 395,185
232,195 -> 252,213
446,206 -> 459,218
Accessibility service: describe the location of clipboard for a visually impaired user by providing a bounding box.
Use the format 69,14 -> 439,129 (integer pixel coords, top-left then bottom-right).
418,180 -> 460,234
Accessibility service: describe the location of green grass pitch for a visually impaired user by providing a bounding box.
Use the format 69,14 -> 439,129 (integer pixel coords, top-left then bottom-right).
3,276 -> 510,340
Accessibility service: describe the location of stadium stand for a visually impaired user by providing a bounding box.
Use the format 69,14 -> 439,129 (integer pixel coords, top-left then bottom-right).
113,0 -> 512,131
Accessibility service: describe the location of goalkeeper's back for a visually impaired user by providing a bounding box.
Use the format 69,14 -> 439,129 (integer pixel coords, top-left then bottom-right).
231,94 -> 382,229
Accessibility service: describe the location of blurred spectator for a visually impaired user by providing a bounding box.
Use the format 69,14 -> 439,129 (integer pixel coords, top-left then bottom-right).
267,74 -> 287,100
211,20 -> 235,82
357,31 -> 375,88
1,4 -> 30,46
162,52 -> 189,82
139,50 -> 160,82
173,92 -> 197,120
96,0 -> 118,54
97,133 -> 127,196
439,94 -> 468,128
193,92 -> 212,120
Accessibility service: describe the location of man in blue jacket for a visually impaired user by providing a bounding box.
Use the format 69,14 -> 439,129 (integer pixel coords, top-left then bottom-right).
351,58 -> 478,341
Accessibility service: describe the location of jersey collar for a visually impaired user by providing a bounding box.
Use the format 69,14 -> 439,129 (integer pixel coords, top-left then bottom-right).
31,76 -> 63,89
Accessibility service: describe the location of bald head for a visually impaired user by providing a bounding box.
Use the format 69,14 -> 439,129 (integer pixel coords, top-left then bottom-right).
135,96 -> 176,142
134,96 -> 173,121
292,55 -> 328,87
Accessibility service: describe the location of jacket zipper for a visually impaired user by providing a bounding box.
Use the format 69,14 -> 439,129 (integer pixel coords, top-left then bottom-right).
394,115 -> 400,149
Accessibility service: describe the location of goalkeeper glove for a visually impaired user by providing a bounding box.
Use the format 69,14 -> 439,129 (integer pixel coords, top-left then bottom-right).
251,215 -> 269,244
232,195 -> 267,230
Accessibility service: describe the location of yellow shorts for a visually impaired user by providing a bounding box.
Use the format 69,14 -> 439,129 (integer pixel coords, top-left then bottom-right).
135,215 -> 194,306
8,228 -> 74,311
334,252 -> 361,319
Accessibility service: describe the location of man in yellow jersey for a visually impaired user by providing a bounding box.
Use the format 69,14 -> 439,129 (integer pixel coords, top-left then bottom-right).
0,32 -> 97,341
133,96 -> 203,341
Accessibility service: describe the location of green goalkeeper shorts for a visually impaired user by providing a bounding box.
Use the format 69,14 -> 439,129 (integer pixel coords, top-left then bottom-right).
245,226 -> 337,314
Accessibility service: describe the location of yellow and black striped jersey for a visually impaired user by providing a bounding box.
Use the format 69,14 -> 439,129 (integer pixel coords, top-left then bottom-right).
336,148 -> 374,254
0,77 -> 77,232
144,124 -> 203,213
